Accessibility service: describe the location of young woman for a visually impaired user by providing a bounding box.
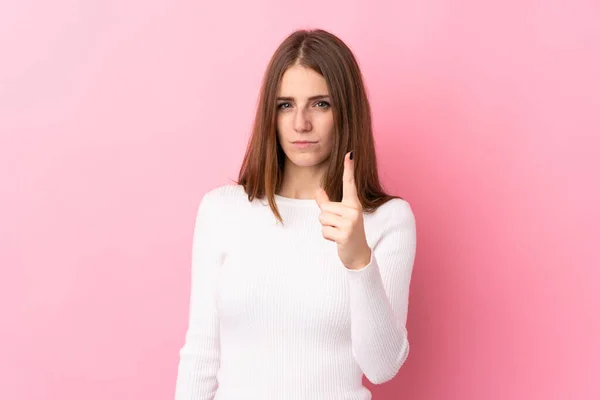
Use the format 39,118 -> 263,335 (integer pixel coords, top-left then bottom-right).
175,28 -> 417,400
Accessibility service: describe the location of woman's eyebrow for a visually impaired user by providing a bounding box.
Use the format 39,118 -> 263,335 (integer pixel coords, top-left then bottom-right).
276,95 -> 330,101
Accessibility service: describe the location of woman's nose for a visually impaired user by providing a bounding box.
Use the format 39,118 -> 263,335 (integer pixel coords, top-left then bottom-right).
294,109 -> 312,132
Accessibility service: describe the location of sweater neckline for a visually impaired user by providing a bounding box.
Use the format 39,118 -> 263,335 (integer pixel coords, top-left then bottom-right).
274,194 -> 318,206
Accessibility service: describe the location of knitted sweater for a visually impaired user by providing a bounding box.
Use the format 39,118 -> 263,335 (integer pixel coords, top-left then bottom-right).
174,184 -> 417,399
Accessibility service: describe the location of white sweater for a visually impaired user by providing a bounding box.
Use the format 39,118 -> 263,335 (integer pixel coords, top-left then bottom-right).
174,184 -> 417,400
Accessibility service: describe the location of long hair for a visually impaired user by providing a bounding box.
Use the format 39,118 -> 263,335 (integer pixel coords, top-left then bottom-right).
236,28 -> 402,224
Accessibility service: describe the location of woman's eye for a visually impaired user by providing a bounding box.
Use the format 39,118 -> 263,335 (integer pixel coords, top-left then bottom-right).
277,102 -> 291,110
316,101 -> 331,108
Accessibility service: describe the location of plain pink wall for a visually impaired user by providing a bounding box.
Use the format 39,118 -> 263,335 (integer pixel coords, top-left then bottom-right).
1,0 -> 598,399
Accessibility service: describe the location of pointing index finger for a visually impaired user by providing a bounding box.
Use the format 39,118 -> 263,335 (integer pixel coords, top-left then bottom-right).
342,151 -> 358,206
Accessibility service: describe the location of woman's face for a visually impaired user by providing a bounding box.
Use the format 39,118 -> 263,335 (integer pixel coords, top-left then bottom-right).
276,65 -> 335,169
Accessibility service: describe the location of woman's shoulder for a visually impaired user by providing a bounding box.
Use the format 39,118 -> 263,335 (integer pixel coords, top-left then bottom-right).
374,197 -> 413,217
367,197 -> 415,230
203,183 -> 246,200
198,183 -> 249,212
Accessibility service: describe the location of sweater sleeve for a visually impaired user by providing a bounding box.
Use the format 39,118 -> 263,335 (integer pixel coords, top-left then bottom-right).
175,193 -> 224,399
345,200 -> 417,384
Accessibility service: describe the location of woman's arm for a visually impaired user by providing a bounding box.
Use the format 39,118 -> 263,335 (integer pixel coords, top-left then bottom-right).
345,200 -> 417,384
175,192 -> 223,399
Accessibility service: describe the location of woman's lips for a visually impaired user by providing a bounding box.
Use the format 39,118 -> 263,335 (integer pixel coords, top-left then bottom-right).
293,141 -> 317,149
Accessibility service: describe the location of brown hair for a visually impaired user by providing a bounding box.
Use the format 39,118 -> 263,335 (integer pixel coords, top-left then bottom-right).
236,28 -> 402,224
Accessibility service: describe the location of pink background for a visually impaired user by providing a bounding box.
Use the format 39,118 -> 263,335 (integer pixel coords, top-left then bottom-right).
1,0 -> 599,399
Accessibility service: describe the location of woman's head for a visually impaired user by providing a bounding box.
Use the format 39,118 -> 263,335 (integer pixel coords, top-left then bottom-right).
275,64 -> 335,172
237,28 -> 400,223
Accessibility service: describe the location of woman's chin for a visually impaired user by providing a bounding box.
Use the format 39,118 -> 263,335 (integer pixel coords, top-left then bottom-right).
288,155 -> 329,168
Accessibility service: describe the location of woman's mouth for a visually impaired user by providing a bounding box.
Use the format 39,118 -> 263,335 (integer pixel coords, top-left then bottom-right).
293,141 -> 318,149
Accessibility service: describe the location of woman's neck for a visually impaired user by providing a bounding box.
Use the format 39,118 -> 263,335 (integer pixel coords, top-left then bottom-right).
277,160 -> 327,200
